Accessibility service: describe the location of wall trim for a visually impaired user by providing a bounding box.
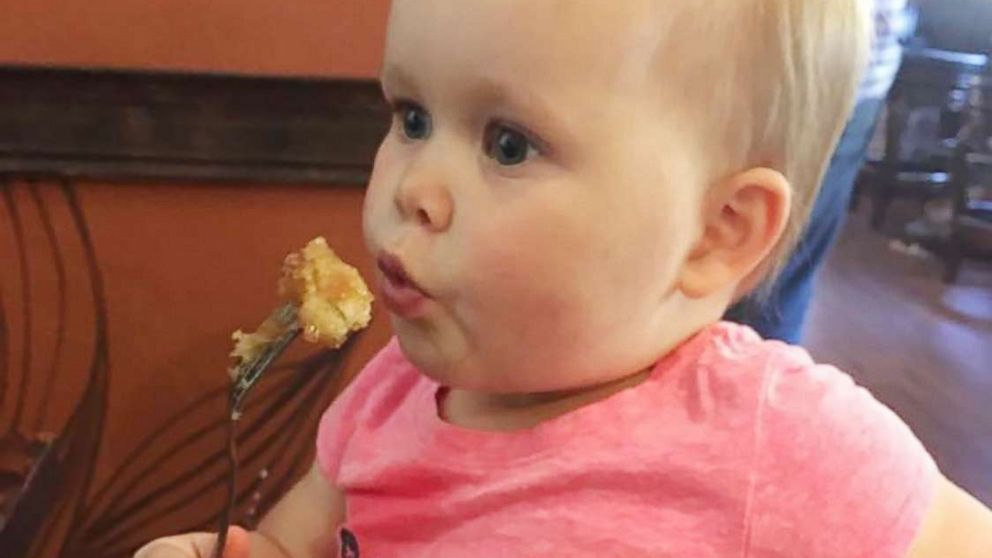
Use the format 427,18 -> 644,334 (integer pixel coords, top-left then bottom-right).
0,65 -> 387,185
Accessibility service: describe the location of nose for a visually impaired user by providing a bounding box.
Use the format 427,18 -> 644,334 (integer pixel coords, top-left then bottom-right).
394,165 -> 454,232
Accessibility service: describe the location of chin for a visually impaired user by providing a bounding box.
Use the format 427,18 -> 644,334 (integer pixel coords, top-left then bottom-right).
392,322 -> 505,391
392,319 -> 457,380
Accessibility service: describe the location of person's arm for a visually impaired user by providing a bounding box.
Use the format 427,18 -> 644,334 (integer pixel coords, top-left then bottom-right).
252,461 -> 346,557
134,461 -> 345,558
905,475 -> 992,558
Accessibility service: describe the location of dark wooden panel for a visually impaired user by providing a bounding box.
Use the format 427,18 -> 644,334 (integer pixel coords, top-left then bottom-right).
0,66 -> 388,185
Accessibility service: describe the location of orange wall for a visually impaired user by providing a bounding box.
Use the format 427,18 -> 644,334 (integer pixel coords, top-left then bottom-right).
0,0 -> 390,78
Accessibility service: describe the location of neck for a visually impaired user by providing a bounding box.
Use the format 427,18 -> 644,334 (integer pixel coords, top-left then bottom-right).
440,299 -> 727,432
442,366 -> 653,431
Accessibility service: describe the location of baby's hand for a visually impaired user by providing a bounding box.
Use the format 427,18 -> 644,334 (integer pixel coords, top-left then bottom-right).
133,526 -> 250,558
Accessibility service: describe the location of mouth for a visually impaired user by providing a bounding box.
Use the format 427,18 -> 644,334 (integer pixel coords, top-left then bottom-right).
376,251 -> 431,318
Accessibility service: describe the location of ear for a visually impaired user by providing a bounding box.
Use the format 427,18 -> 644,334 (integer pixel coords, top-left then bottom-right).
678,167 -> 791,299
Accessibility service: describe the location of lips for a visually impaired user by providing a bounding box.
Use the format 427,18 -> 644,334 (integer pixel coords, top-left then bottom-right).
376,252 -> 431,318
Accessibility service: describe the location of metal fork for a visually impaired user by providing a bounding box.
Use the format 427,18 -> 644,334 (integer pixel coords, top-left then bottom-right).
213,303 -> 300,558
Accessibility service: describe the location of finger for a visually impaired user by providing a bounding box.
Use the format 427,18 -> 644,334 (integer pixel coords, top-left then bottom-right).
223,525 -> 251,558
134,533 -> 215,558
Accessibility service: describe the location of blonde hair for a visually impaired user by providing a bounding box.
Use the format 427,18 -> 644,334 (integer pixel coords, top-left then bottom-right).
654,0 -> 873,282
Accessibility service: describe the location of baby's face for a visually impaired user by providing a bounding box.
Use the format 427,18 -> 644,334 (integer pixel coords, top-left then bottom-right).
364,0 -> 709,392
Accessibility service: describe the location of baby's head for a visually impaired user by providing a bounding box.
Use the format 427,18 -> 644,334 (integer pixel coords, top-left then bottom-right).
363,0 -> 871,393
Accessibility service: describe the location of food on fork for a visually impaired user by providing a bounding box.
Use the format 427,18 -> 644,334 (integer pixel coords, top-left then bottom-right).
229,237 -> 374,372
278,236 -> 374,347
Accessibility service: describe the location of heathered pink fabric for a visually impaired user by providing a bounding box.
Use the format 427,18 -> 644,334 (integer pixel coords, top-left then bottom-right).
317,322 -> 937,557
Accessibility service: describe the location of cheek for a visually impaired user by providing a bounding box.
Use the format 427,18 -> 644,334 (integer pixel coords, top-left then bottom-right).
462,189 -> 679,312
452,203 -> 637,386
451,185 -> 690,389
459,200 -> 585,310
466,228 -> 575,318
460,242 -> 585,388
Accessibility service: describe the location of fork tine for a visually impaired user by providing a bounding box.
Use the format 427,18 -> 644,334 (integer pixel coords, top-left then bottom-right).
230,302 -> 301,415
231,327 -> 300,412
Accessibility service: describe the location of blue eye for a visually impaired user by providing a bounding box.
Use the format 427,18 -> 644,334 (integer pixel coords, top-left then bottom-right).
398,103 -> 431,140
486,125 -> 537,166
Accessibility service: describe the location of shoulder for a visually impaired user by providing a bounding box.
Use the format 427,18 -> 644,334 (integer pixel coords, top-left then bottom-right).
683,321 -> 823,404
701,322 -> 892,421
315,338 -> 423,480
720,323 -> 941,557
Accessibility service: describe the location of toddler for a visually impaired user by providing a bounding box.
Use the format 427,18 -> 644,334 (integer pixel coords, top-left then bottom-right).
137,1 -> 992,556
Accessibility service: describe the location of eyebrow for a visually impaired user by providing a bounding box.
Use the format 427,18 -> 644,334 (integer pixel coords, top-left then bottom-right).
381,64 -> 559,122
378,64 -> 416,94
469,76 -> 556,123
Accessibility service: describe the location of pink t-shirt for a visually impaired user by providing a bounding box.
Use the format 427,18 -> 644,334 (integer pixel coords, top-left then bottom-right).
316,322 -> 937,557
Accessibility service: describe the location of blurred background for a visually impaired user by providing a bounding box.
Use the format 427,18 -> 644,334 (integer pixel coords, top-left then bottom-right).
0,1 -> 990,557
